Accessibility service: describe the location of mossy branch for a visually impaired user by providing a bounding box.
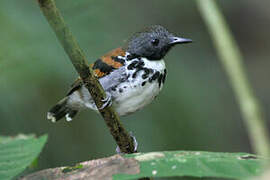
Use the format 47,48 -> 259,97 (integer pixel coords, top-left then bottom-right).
37,0 -> 135,153
197,0 -> 270,157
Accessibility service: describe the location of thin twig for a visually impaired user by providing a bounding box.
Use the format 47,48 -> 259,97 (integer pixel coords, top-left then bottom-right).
196,0 -> 270,156
37,0 -> 135,153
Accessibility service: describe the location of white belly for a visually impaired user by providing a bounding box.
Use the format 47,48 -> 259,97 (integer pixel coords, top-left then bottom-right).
112,58 -> 166,116
113,77 -> 162,116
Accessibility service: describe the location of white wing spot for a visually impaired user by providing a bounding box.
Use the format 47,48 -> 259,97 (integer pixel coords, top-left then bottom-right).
47,112 -> 56,123
65,114 -> 72,122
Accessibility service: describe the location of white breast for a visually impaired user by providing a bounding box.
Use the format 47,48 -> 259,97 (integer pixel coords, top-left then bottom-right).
112,58 -> 166,116
142,57 -> 166,71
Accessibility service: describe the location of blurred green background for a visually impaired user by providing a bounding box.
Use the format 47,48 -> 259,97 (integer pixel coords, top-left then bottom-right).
1,0 -> 270,179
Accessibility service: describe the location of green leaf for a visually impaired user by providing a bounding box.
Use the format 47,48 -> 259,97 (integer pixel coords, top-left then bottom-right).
0,134 -> 47,180
114,151 -> 265,179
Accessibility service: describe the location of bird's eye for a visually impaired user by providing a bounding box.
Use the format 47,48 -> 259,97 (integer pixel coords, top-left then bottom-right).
151,38 -> 159,46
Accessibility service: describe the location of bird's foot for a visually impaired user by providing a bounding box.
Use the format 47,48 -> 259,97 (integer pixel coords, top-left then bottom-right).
99,93 -> 112,110
116,132 -> 138,154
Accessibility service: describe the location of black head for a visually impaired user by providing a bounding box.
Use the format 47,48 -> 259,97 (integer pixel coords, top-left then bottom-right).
125,25 -> 192,61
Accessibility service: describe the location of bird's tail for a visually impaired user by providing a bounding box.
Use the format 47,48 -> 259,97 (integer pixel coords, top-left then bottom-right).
47,97 -> 78,122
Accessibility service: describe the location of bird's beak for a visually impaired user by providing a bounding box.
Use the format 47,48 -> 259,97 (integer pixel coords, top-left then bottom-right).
169,36 -> 192,45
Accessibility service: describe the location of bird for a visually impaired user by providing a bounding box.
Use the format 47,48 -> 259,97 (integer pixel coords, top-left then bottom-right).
47,25 -> 192,123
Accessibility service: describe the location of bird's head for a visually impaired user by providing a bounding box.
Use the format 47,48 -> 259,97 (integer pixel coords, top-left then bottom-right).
125,25 -> 192,61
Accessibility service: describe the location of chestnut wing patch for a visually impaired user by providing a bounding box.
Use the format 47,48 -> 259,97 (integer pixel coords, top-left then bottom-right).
67,48 -> 126,95
92,48 -> 126,78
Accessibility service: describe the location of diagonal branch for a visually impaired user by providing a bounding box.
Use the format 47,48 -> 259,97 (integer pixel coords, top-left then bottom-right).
37,0 -> 135,153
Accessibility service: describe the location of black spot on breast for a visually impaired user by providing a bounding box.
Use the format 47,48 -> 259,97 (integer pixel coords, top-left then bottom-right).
111,86 -> 117,91
127,61 -> 138,70
142,74 -> 148,79
123,86 -> 127,89
127,55 -> 132,60
132,66 -> 144,79
142,68 -> 153,79
119,88 -> 123,93
149,71 -> 160,83
132,72 -> 137,78
141,81 -> 146,86
162,69 -> 167,84
126,74 -> 130,79
158,74 -> 163,87
135,61 -> 145,68
128,59 -> 147,79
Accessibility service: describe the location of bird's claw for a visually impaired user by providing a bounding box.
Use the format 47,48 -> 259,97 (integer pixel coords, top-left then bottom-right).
99,93 -> 112,110
116,132 -> 138,154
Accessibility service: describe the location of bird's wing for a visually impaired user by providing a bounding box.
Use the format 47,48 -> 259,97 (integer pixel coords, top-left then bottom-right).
67,77 -> 83,95
67,48 -> 127,95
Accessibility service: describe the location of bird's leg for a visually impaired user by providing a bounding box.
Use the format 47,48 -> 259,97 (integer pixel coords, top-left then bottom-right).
116,132 -> 138,154
99,92 -> 112,110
